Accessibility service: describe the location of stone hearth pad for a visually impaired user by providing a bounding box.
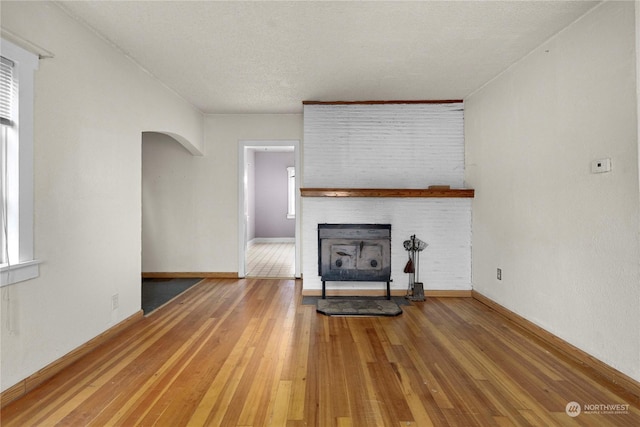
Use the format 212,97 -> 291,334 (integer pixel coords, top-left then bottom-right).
316,299 -> 402,317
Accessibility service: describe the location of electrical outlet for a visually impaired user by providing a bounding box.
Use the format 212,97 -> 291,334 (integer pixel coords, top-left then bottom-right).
591,158 -> 611,174
497,268 -> 502,281
111,294 -> 119,310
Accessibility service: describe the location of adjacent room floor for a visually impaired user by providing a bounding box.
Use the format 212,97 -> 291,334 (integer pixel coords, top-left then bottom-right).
246,241 -> 295,278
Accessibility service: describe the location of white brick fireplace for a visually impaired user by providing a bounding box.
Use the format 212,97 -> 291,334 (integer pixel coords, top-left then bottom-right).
301,102 -> 472,294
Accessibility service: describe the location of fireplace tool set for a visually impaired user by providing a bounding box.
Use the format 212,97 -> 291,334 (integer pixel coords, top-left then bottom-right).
404,235 -> 427,301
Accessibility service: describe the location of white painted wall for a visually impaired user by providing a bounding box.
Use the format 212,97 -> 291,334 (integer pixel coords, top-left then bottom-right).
142,133 -> 213,272
0,2 -> 203,391
142,114 -> 302,273
302,103 -> 471,292
246,148 -> 256,242
465,1 -> 640,381
637,1 -> 640,242
254,151 -> 295,238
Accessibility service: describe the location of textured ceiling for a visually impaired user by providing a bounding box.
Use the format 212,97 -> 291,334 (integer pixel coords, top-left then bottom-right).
57,1 -> 599,114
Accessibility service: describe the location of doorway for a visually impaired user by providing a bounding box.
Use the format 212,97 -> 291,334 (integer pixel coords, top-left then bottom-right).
238,140 -> 300,278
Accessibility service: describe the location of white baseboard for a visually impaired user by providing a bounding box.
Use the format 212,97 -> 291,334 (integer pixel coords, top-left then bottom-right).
249,238 -> 295,246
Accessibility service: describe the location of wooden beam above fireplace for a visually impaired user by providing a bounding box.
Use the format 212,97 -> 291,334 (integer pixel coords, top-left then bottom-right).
302,100 -> 463,105
300,188 -> 474,198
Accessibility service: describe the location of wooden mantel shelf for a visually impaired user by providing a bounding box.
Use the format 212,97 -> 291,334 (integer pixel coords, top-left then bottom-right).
300,188 -> 474,198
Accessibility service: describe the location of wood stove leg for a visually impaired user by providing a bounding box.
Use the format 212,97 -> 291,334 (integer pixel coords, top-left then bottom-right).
386,281 -> 391,300
322,281 -> 326,299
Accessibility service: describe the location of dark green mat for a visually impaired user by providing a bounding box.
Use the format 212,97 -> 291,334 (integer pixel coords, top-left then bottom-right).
142,278 -> 202,314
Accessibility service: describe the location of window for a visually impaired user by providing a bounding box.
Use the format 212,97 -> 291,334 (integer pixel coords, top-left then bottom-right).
1,38 -> 39,286
287,166 -> 295,219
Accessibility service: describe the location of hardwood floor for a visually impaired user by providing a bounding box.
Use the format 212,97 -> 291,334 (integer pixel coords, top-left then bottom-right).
2,278 -> 639,426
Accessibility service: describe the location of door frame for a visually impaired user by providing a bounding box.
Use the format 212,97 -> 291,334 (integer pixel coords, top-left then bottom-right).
237,139 -> 301,278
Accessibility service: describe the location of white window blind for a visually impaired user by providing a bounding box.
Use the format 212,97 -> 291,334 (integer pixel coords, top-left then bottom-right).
0,56 -> 15,126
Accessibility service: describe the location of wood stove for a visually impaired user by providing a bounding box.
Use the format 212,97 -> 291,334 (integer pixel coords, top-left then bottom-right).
318,224 -> 391,299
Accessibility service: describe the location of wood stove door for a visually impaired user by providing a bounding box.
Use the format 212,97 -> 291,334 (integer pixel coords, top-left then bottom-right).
357,243 -> 383,271
329,244 -> 357,271
321,238 -> 389,281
